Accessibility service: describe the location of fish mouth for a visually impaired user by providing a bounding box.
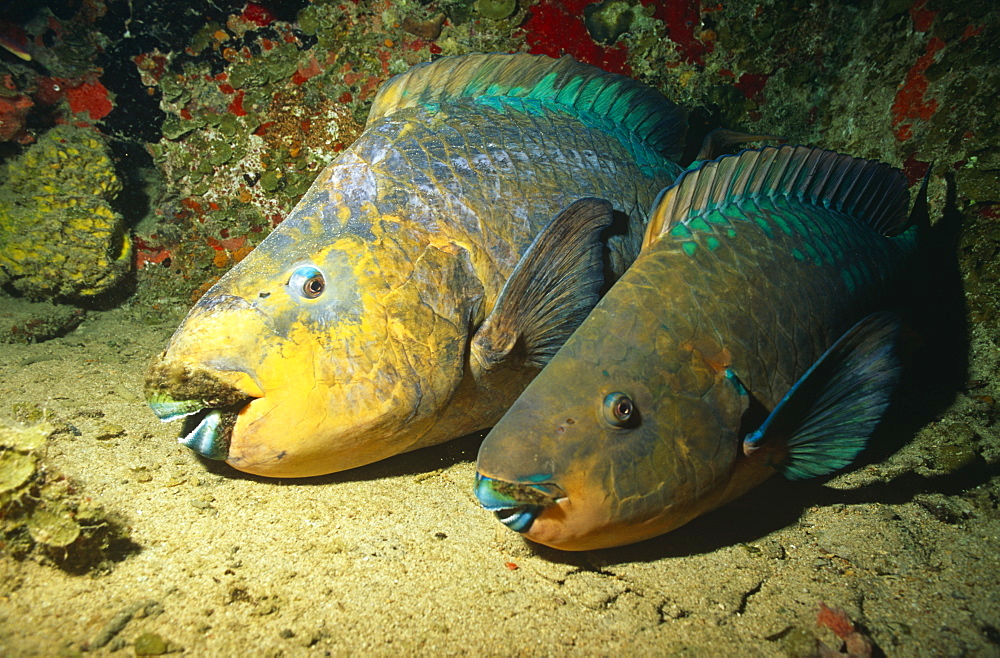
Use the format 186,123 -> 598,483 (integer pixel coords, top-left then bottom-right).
148,394 -> 251,461
145,358 -> 262,462
474,473 -> 565,534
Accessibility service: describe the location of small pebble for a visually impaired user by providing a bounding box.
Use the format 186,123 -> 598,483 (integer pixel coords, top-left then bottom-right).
134,631 -> 169,655
95,422 -> 125,441
402,13 -> 446,40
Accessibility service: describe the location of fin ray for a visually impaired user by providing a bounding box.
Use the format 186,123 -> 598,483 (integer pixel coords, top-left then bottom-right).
645,145 -> 910,248
367,53 -> 687,160
743,311 -> 903,480
470,198 -> 615,378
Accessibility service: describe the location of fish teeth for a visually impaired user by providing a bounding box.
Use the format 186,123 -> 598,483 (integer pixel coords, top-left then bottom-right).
493,506 -> 540,533
179,410 -> 229,460
496,509 -> 519,524
157,408 -> 201,422
147,396 -> 205,422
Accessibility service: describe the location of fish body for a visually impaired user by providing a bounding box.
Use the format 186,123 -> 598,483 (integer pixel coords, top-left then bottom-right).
144,54 -> 686,477
0,22 -> 31,62
475,145 -> 917,550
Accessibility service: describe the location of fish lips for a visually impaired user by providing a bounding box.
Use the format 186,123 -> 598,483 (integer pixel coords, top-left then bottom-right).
474,473 -> 566,534
146,356 -> 264,462
148,397 -> 253,461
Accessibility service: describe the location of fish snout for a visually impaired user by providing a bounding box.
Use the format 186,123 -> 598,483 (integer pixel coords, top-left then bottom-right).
144,355 -> 257,460
145,356 -> 256,414
474,473 -> 565,533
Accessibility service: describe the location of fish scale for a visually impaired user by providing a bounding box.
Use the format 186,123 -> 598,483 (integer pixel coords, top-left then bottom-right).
145,53 -> 687,477
626,197 -> 909,405
475,145 -> 919,550
360,102 -> 669,293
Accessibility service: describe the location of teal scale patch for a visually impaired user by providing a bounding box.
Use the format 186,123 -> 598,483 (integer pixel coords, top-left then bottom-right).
519,98 -> 546,116
536,102 -> 674,174
771,212 -> 793,236
814,232 -> 836,266
532,71 -> 564,100
803,240 -> 821,265
473,96 -> 507,114
791,248 -> 806,261
705,209 -> 730,225
670,224 -> 693,239
754,215 -> 775,238
689,217 -> 712,233
727,228 -> 737,238
840,267 -> 856,294
671,210 -> 735,255
788,211 -> 809,235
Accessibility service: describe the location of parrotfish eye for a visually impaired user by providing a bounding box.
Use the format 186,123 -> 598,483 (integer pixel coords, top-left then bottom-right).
602,392 -> 635,428
288,265 -> 326,299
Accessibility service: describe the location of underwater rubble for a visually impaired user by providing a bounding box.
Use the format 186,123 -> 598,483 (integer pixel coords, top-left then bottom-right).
0,416 -> 135,574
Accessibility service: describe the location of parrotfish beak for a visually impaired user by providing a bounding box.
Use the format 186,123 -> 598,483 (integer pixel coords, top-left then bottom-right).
145,352 -> 262,463
474,473 -> 565,534
147,395 -> 250,461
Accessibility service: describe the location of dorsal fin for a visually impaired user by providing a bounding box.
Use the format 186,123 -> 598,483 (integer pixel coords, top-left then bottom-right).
643,145 -> 911,249
367,53 -> 687,161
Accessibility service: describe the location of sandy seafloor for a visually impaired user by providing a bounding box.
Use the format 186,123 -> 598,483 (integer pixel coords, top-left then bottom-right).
0,299 -> 998,656
0,0 -> 998,649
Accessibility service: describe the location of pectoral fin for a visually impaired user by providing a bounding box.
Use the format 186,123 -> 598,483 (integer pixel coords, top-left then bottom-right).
742,311 -> 903,480
470,197 -> 615,380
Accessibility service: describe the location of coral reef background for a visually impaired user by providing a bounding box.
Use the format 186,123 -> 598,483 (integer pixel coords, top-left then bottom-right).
0,0 -> 997,654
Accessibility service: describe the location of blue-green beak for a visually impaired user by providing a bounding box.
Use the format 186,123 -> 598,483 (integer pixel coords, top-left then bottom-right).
474,473 -> 564,533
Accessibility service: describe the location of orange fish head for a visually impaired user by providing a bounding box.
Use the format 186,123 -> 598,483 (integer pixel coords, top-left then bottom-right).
474,302 -> 748,551
146,212 -> 481,477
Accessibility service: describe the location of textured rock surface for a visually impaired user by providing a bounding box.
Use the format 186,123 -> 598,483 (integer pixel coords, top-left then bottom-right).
0,125 -> 131,300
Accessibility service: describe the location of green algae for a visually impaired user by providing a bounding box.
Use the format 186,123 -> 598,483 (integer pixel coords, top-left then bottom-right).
475,0 -> 517,21
584,0 -> 637,45
0,418 -> 135,572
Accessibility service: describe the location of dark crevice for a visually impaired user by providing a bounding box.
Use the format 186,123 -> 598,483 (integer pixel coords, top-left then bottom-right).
735,579 -> 764,616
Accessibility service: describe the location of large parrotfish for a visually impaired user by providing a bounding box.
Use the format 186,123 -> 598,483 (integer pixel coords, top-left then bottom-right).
475,145 -> 920,550
144,53 -> 688,477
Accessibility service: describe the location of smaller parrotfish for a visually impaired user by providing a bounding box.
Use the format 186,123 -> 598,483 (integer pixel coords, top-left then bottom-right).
0,22 -> 31,61
475,145 -> 921,551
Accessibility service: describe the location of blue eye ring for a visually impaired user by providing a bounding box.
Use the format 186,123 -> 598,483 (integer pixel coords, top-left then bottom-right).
288,265 -> 325,299
602,392 -> 635,428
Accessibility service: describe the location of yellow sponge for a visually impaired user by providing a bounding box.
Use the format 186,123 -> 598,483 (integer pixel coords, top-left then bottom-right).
0,125 -> 132,299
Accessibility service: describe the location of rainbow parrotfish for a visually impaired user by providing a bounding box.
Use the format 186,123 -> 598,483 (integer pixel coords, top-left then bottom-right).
475,145 -> 920,550
144,53 -> 688,477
